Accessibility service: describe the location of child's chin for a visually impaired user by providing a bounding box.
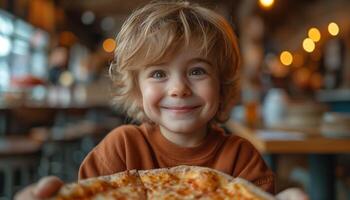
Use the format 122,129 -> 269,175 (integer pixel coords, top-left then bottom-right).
163,121 -> 205,133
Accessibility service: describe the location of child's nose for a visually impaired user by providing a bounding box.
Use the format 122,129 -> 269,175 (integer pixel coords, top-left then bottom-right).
168,80 -> 192,98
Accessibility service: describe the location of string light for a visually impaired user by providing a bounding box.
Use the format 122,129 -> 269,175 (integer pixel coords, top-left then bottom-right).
302,38 -> 315,53
280,51 -> 293,66
328,22 -> 339,36
308,28 -> 321,42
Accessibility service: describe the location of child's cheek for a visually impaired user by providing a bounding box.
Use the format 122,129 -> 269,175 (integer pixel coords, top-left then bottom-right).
142,84 -> 164,107
198,81 -> 219,100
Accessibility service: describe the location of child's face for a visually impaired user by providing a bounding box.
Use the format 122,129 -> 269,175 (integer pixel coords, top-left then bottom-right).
138,43 -> 220,136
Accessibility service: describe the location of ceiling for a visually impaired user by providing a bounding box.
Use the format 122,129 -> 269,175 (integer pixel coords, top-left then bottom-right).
59,0 -> 241,32
57,0 -> 350,51
57,0 -> 241,48
61,0 -> 151,17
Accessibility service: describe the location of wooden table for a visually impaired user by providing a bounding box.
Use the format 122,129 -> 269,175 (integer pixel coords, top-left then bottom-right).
225,119 -> 350,200
0,102 -> 111,136
225,119 -> 350,154
0,136 -> 42,155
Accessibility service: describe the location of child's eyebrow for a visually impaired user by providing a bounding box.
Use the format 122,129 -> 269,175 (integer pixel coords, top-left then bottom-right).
187,58 -> 213,67
144,62 -> 167,68
143,57 -> 213,69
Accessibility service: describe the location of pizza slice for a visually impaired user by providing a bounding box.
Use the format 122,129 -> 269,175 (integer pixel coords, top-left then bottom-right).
139,165 -> 230,199
224,178 -> 276,200
50,170 -> 147,200
174,166 -> 275,200
139,165 -> 275,200
138,168 -> 182,199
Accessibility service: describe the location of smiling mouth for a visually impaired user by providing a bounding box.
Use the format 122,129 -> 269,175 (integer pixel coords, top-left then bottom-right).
161,105 -> 201,113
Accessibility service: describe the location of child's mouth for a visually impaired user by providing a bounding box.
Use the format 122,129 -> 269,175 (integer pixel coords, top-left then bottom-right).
161,105 -> 201,114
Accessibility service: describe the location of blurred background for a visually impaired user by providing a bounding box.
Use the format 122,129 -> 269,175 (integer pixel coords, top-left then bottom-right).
0,0 -> 349,199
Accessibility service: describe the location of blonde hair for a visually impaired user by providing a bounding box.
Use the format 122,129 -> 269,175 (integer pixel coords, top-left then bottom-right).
109,0 -> 240,123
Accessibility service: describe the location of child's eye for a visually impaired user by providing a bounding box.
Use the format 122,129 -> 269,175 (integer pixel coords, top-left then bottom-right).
189,67 -> 206,76
150,70 -> 166,79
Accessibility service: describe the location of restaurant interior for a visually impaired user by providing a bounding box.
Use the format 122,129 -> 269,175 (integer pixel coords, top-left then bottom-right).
0,0 -> 349,199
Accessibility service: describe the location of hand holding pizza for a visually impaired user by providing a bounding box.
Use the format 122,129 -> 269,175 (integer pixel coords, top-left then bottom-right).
14,176 -> 63,200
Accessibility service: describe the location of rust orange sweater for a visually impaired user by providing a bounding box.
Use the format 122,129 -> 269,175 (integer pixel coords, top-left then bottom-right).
79,123 -> 275,194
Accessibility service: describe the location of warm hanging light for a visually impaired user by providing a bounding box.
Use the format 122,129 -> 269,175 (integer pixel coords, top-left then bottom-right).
328,22 -> 339,36
308,27 -> 321,42
259,0 -> 275,9
303,38 -> 315,53
103,38 -> 116,53
280,51 -> 293,66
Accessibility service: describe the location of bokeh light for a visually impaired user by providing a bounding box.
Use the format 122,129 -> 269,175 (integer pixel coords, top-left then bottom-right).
81,11 -> 95,25
308,27 -> 321,42
303,38 -> 315,53
103,38 -> 116,53
328,22 -> 339,36
59,71 -> 74,87
280,51 -> 293,66
259,0 -> 275,9
101,17 -> 115,31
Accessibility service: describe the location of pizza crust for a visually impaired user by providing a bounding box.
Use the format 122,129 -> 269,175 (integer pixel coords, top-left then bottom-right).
232,178 -> 276,200
50,170 -> 147,200
49,166 -> 276,200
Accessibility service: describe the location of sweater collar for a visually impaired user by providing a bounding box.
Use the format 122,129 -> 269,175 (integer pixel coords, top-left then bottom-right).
141,123 -> 226,162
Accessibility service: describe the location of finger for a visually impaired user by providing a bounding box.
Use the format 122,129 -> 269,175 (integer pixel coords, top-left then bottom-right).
33,176 -> 64,198
276,188 -> 309,200
14,184 -> 37,200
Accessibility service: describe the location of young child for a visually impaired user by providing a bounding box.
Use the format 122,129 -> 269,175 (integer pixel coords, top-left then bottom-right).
16,1 -> 281,199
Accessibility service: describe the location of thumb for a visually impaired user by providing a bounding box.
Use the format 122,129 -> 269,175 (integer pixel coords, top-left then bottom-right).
33,176 -> 64,198
276,188 -> 309,200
